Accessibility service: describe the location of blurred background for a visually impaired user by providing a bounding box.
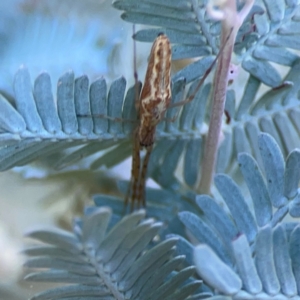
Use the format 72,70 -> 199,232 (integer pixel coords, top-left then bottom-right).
0,0 -> 153,298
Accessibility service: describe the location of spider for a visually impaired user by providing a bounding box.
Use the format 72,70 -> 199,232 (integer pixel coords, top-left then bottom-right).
126,29 -> 232,211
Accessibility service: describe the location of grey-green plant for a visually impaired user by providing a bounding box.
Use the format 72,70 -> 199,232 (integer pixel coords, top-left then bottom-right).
1,0 -> 300,299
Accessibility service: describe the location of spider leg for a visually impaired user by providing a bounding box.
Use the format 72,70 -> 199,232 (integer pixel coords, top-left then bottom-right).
138,144 -> 153,207
124,129 -> 141,211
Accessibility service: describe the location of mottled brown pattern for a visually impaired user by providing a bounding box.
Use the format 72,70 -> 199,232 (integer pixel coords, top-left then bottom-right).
126,28 -> 232,209
125,34 -> 172,210
138,34 -> 171,146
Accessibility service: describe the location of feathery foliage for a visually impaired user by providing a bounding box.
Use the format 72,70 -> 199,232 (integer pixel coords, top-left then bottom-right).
193,225 -> 300,299
0,0 -> 299,192
0,0 -> 299,299
24,208 -> 202,300
24,132 -> 300,299
171,133 -> 300,298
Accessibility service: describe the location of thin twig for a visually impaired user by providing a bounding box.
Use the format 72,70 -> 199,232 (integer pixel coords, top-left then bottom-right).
198,0 -> 254,194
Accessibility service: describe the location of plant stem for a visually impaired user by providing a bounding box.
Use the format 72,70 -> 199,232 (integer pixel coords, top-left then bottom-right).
198,0 -> 254,194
